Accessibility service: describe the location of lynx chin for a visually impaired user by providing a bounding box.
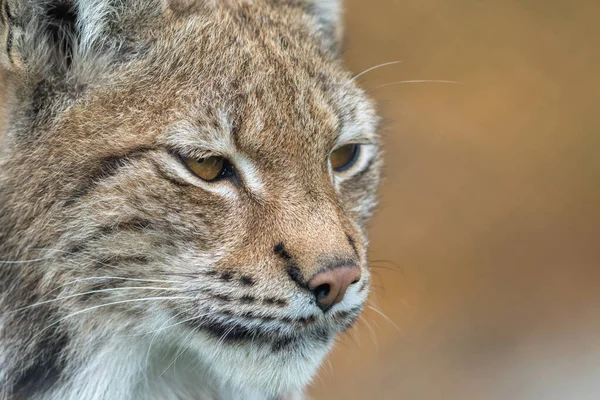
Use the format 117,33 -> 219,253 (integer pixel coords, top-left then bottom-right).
0,0 -> 382,399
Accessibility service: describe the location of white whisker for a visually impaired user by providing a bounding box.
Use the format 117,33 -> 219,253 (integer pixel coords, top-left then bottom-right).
326,358 -> 333,373
0,257 -> 52,264
367,305 -> 402,334
144,310 -> 217,337
376,79 -> 462,89
47,276 -> 182,296
143,306 -> 201,380
0,246 -> 81,264
349,61 -> 402,83
10,286 -> 184,313
34,296 -> 198,340
159,328 -> 197,378
216,324 -> 238,348
360,315 -> 379,352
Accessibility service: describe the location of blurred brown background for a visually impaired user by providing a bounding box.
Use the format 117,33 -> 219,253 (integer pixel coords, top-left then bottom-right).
311,0 -> 600,399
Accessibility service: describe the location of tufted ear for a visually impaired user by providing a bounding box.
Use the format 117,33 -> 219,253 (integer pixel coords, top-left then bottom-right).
301,0 -> 344,53
0,0 -> 114,79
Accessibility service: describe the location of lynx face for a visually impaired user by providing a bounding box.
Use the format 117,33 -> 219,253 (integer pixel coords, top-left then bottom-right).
0,0 -> 381,398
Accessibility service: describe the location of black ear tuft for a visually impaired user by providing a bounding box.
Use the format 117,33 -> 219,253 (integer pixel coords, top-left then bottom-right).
44,0 -> 79,68
0,0 -> 82,75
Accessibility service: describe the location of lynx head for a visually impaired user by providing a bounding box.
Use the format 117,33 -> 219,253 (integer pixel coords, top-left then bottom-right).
0,0 -> 381,397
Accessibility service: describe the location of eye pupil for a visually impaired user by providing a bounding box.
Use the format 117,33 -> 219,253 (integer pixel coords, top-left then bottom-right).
330,144 -> 360,172
182,156 -> 235,182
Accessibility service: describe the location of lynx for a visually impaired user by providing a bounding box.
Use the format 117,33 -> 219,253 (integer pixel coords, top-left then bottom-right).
0,0 -> 381,399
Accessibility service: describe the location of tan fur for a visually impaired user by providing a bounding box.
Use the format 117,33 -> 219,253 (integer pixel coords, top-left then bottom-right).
0,1 -> 381,399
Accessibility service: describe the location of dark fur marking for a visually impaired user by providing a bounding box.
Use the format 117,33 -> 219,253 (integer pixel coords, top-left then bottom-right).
308,327 -> 331,344
239,295 -> 256,304
273,242 -> 291,260
334,307 -> 362,332
297,315 -> 317,325
64,225 -> 154,256
98,218 -> 154,235
45,1 -> 78,68
5,28 -> 13,62
263,297 -> 286,307
2,0 -> 10,21
1,0 -> 15,68
358,279 -> 368,293
64,147 -> 155,205
275,242 -> 306,286
151,161 -> 189,188
263,297 -> 276,305
67,217 -> 155,257
220,272 -> 233,282
198,321 -> 257,343
64,231 -> 104,255
271,336 -> 294,352
286,263 -> 304,287
29,80 -> 55,127
214,293 -> 231,302
12,322 -> 68,398
187,311 -> 296,343
346,233 -> 359,258
275,299 -> 287,307
116,218 -> 154,231
239,275 -> 255,286
280,36 -> 288,50
94,255 -> 150,269
239,311 -> 278,323
334,310 -> 351,320
340,312 -> 361,332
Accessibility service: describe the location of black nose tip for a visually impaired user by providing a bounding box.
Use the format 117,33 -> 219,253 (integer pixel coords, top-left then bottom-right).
308,264 -> 362,312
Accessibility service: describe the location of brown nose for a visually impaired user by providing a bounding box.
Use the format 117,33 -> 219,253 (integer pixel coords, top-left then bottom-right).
308,264 -> 362,312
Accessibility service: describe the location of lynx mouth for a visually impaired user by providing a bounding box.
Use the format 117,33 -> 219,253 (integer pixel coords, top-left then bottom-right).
181,306 -> 363,352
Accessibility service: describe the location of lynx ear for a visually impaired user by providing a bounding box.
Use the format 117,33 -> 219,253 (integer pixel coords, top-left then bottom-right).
0,0 -> 112,78
303,0 -> 344,53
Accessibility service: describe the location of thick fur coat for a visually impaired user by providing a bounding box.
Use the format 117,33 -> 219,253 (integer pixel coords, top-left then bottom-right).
0,1 -> 381,399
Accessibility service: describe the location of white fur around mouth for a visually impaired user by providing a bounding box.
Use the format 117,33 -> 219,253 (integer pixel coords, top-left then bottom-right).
135,306 -> 364,398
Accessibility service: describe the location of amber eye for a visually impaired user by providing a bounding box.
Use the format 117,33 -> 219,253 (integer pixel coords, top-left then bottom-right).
330,144 -> 360,172
182,156 -> 235,182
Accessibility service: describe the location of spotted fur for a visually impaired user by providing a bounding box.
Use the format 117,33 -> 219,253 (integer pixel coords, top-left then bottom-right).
0,0 -> 381,399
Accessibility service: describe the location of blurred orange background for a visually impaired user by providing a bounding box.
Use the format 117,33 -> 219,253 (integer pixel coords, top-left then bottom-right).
311,0 -> 600,399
